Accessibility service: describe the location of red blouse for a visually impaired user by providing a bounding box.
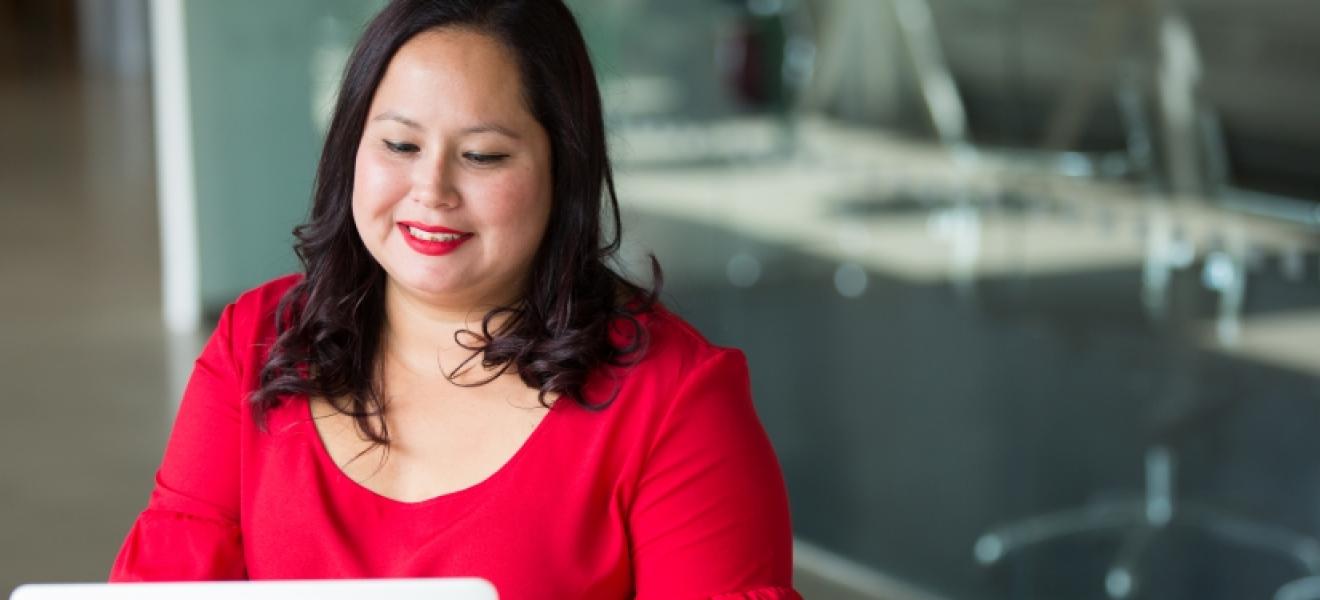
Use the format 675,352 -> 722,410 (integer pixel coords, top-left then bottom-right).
111,275 -> 800,600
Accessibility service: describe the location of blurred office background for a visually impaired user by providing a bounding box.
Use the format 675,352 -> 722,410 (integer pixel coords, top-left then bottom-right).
2,0 -> 1319,598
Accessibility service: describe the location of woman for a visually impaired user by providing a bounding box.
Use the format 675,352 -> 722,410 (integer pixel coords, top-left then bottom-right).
111,1 -> 799,598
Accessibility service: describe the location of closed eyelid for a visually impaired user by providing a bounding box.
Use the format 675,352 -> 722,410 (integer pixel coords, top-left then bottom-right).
381,142 -> 508,168
463,152 -> 509,165
383,140 -> 420,153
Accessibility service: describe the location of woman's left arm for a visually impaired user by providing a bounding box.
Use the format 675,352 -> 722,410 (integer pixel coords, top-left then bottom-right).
628,349 -> 802,600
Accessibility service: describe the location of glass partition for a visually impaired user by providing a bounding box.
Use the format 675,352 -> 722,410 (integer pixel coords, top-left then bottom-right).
589,1 -> 1320,598
173,1 -> 1320,597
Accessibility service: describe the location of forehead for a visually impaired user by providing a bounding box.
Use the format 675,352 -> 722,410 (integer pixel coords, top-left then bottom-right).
370,27 -> 529,123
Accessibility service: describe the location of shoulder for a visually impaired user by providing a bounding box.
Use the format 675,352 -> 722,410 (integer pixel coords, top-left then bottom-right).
591,304 -> 750,421
210,274 -> 303,373
632,304 -> 745,381
228,273 -> 303,321
222,273 -> 303,336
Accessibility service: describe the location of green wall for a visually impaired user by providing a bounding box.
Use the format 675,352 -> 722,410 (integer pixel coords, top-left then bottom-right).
185,0 -> 382,313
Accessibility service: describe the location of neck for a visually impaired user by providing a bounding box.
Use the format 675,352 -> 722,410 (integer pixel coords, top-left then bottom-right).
380,280 -> 517,383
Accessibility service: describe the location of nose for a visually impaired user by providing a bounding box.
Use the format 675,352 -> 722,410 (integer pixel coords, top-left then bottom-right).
411,155 -> 459,209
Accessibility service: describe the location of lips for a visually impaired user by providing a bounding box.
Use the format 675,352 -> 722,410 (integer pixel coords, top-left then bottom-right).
397,221 -> 473,256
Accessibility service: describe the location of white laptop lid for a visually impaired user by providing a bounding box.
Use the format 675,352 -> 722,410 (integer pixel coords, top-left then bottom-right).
9,578 -> 498,600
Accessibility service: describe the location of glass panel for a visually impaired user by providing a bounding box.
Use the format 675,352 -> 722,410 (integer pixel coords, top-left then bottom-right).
584,0 -> 1320,598
171,1 -> 1320,595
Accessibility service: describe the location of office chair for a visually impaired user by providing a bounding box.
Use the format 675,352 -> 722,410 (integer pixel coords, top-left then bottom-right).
971,2 -> 1320,597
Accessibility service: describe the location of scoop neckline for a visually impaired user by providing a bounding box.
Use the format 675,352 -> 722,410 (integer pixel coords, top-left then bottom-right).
303,393 -> 564,509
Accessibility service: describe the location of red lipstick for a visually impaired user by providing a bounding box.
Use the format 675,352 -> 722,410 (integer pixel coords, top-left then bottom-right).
398,221 -> 473,256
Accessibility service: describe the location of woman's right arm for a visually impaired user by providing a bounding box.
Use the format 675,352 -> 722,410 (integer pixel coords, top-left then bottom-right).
110,303 -> 247,581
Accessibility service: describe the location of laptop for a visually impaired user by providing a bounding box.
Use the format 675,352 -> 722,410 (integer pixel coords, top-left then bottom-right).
9,578 -> 498,600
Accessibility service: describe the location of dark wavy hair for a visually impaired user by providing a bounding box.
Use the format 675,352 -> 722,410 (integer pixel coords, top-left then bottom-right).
251,0 -> 660,445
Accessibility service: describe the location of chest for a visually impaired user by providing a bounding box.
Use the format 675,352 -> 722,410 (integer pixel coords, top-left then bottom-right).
309,376 -> 552,503
243,391 -> 635,595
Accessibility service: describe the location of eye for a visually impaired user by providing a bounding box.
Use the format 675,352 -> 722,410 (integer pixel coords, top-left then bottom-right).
383,140 -> 419,154
463,152 -> 508,166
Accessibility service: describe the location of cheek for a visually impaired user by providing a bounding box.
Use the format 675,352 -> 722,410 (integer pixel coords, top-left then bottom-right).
352,152 -> 406,222
479,173 -> 552,243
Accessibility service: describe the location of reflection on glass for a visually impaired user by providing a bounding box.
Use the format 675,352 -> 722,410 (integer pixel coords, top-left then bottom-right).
593,0 -> 1320,598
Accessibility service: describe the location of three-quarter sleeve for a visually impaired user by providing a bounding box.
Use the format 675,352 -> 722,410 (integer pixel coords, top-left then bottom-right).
629,349 -> 801,600
110,303 -> 247,581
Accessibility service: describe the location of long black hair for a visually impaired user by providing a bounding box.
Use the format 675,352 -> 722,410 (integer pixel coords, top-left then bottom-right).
251,0 -> 660,445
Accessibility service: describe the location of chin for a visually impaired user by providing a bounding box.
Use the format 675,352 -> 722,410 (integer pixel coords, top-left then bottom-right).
393,271 -> 464,299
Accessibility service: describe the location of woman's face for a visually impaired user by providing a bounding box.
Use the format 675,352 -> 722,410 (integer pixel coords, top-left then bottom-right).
352,27 -> 552,310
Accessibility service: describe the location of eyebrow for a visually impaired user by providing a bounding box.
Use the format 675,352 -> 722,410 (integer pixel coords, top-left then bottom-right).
373,111 -> 423,129
371,111 -> 521,140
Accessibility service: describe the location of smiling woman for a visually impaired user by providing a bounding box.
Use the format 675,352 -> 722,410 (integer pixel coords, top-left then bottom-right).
108,1 -> 799,599
353,29 -> 553,312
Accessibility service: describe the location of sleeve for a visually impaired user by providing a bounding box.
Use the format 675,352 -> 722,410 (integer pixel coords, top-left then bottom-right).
110,303 -> 247,581
630,349 -> 802,600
